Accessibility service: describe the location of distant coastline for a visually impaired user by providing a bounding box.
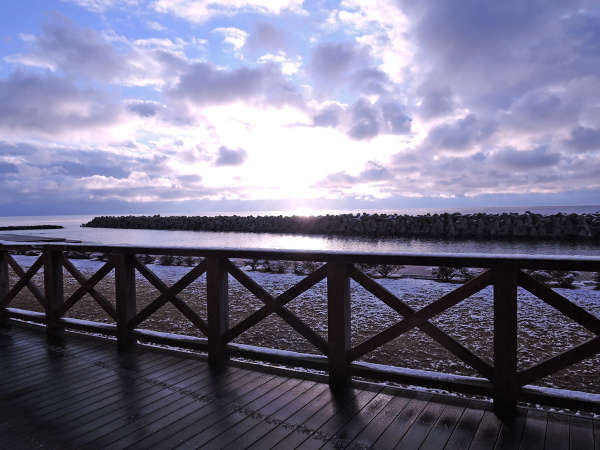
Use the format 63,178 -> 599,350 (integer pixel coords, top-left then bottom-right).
83,212 -> 600,241
0,225 -> 63,231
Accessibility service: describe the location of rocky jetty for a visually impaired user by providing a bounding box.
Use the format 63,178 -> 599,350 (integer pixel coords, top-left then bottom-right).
82,212 -> 600,241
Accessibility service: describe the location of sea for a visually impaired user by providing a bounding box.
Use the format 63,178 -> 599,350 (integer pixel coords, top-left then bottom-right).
1,205 -> 600,256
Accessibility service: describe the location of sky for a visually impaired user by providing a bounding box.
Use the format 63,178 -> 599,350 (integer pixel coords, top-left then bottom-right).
1,0 -> 600,215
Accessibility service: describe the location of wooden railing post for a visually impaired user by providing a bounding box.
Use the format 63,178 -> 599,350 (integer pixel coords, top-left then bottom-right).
44,248 -> 64,343
493,263 -> 519,416
327,261 -> 351,389
0,250 -> 9,329
207,256 -> 229,366
114,252 -> 136,351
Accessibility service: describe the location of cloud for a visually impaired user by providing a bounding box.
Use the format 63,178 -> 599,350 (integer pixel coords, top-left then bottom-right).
127,100 -> 163,117
168,61 -> 302,107
146,21 -> 167,31
53,160 -> 130,178
177,174 -> 203,184
0,162 -> 18,174
245,22 -> 288,54
63,0 -> 141,12
359,161 -> 394,182
0,142 -> 150,180
403,1 -> 600,107
313,103 -> 343,127
1,1 -> 599,212
0,71 -> 121,135
5,13 -> 122,81
309,41 -> 372,85
504,89 -> 581,132
152,0 -> 305,23
312,98 -> 411,140
492,146 -> 561,169
380,100 -> 411,134
417,84 -> 455,119
0,142 -> 38,156
350,68 -> 392,95
5,14 -> 194,88
258,52 -> 302,75
316,171 -> 358,188
213,27 -> 249,54
214,147 -> 248,166
317,160 -> 395,187
348,98 -> 380,140
425,114 -> 495,152
564,126 -> 600,153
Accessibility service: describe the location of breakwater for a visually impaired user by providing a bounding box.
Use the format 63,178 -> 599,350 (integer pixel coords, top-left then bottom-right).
82,212 -> 600,241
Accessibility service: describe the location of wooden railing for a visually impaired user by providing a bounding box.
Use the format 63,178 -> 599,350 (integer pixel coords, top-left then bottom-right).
1,243 -> 599,415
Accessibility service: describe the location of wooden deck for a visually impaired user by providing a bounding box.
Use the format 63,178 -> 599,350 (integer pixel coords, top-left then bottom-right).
0,325 -> 597,449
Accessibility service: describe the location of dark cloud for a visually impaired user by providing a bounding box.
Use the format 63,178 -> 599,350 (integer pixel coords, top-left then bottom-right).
564,126 -> 600,153
398,0 -> 599,126
380,101 -> 411,134
177,174 -> 203,184
492,146 -> 561,169
417,84 -> 455,119
310,41 -> 369,79
351,68 -> 392,95
313,98 -> 411,140
0,142 -> 152,181
169,62 -> 302,107
52,160 -> 130,178
313,104 -> 342,127
0,162 -> 18,174
309,40 -> 397,98
565,11 -> 600,58
316,171 -> 358,187
359,161 -> 394,182
214,147 -> 247,166
309,41 -> 380,94
504,90 -> 580,131
14,13 -> 122,81
349,99 -> 379,140
425,114 -> 495,152
316,161 -> 395,188
244,22 -> 288,53
127,100 -> 162,117
0,142 -> 38,156
0,71 -> 120,134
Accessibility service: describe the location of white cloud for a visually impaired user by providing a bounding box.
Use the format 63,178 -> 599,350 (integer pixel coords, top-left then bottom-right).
258,52 -> 302,75
212,27 -> 248,56
146,20 -> 167,31
152,0 -> 305,23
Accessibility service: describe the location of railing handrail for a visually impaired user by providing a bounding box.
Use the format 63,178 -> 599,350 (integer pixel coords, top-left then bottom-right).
1,242 -> 599,270
1,242 -> 599,416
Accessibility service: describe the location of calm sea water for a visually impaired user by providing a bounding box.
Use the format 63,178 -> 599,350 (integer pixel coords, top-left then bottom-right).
1,205 -> 599,256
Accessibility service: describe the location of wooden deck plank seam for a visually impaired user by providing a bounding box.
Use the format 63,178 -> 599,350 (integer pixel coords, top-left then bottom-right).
1,325 -> 599,450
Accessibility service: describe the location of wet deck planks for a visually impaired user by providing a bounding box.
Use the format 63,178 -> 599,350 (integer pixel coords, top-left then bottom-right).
0,325 -> 598,449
